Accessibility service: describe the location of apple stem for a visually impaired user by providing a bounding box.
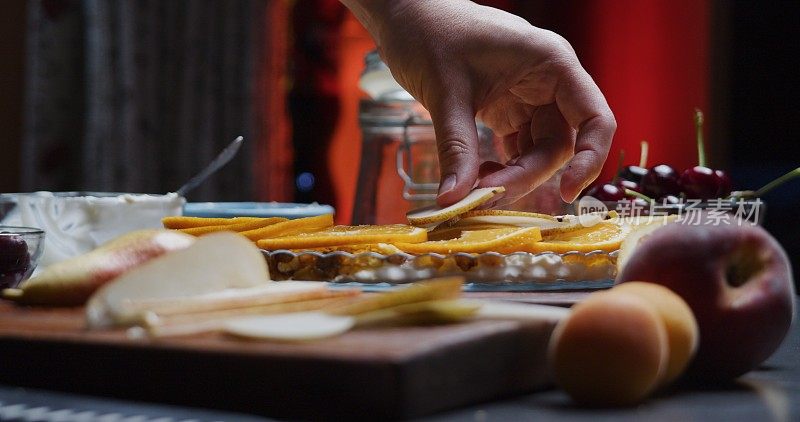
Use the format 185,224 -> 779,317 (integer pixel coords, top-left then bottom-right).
625,188 -> 653,203
754,167 -> 800,197
694,108 -> 707,167
639,140 -> 649,168
612,150 -> 625,184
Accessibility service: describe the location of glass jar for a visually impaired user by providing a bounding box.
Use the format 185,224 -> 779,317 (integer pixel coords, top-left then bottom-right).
353,52 -> 495,224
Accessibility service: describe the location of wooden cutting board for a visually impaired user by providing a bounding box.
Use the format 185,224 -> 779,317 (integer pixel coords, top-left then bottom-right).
0,295 -> 579,420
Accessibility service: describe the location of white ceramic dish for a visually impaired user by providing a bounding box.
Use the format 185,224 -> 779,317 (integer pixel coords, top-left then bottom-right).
0,192 -> 184,267
183,202 -> 334,219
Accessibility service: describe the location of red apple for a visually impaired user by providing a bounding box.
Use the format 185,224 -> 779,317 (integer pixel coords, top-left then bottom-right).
615,222 -> 796,382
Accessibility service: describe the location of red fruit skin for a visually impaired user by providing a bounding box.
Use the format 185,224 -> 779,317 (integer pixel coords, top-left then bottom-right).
715,170 -> 733,198
586,183 -> 625,202
641,164 -> 681,199
619,166 -> 649,184
618,179 -> 641,195
680,166 -> 720,200
616,222 -> 796,382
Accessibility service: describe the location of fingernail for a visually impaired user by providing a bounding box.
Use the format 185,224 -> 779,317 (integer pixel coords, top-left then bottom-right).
439,174 -> 457,195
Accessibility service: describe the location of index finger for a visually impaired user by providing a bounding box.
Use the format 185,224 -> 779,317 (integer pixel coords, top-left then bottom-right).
554,65 -> 616,203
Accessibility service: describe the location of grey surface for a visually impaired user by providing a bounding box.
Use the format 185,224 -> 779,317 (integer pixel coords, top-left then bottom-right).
0,386 -> 271,422
2,305 -> 798,422
425,309 -> 800,422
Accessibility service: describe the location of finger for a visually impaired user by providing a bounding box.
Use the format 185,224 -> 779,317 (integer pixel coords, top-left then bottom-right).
428,87 -> 481,207
553,66 -> 616,203
478,105 -> 574,206
502,133 -> 520,161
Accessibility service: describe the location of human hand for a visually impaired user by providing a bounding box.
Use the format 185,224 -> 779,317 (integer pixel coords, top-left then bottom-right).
342,0 -> 616,207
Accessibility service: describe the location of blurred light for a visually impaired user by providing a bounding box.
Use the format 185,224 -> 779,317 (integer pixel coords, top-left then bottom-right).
296,172 -> 315,192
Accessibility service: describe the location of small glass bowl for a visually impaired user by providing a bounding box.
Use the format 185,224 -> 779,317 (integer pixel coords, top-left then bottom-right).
0,226 -> 45,289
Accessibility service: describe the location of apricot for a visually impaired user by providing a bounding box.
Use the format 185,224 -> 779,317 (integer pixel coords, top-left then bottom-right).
548,291 -> 668,406
614,282 -> 699,385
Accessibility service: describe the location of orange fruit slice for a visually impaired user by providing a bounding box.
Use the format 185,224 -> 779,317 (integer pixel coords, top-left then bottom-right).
287,243 -> 404,255
240,214 -> 335,241
178,217 -> 288,236
256,224 -> 427,250
163,216 -> 263,230
394,227 -> 542,254
517,222 -> 634,254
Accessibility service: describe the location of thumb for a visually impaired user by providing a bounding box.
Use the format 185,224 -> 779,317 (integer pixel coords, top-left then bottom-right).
428,92 -> 481,207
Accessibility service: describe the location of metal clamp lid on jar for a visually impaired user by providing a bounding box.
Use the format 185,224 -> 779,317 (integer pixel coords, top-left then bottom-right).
359,50 -> 438,200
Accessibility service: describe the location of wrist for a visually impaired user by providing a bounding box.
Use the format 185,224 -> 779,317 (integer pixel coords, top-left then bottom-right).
341,0 -> 437,46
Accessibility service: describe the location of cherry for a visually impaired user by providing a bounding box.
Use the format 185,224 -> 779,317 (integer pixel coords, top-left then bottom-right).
716,170 -> 732,198
641,164 -> 681,199
660,195 -> 682,205
585,183 -> 625,202
0,233 -> 31,290
619,165 -> 648,184
618,179 -> 641,194
678,109 -> 732,200
680,166 -> 720,199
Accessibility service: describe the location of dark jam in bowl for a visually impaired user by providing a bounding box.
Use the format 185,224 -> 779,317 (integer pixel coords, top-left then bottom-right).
0,232 -> 31,289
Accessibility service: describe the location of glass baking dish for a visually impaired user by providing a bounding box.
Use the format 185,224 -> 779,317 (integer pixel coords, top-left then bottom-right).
263,249 -> 617,292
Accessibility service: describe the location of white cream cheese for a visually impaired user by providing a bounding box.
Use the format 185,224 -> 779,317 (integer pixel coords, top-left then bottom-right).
1,192 -> 185,267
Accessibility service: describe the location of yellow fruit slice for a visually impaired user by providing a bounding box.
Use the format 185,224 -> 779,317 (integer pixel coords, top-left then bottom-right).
517,222 -> 634,254
459,209 -> 557,221
454,211 -> 604,238
240,214 -> 335,241
326,276 -> 464,316
406,186 -> 505,227
427,223 -> 514,241
617,216 -> 678,271
287,243 -> 404,255
256,224 -> 427,250
178,217 -> 288,236
354,299 -> 480,326
394,227 -> 542,254
162,216 -> 263,230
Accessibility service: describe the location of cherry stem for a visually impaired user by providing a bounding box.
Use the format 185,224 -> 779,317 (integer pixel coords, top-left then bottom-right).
754,167 -> 800,197
694,108 -> 707,167
639,140 -> 649,168
612,150 -> 625,184
624,188 -> 653,203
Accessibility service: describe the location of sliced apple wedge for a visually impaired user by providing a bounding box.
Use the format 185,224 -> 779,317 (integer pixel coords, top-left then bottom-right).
86,232 -> 271,328
406,187 -> 504,227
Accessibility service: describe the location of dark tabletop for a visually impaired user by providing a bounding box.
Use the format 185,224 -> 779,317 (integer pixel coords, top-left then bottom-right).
1,299 -> 798,422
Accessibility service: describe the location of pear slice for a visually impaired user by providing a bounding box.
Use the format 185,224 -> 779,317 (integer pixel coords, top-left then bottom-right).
86,232 -> 271,328
451,210 -> 606,237
463,299 -> 570,322
459,209 -> 557,221
224,312 -> 355,341
144,294 -> 360,338
326,276 -> 464,316
354,299 -> 480,326
2,229 -> 196,306
406,187 -> 505,227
